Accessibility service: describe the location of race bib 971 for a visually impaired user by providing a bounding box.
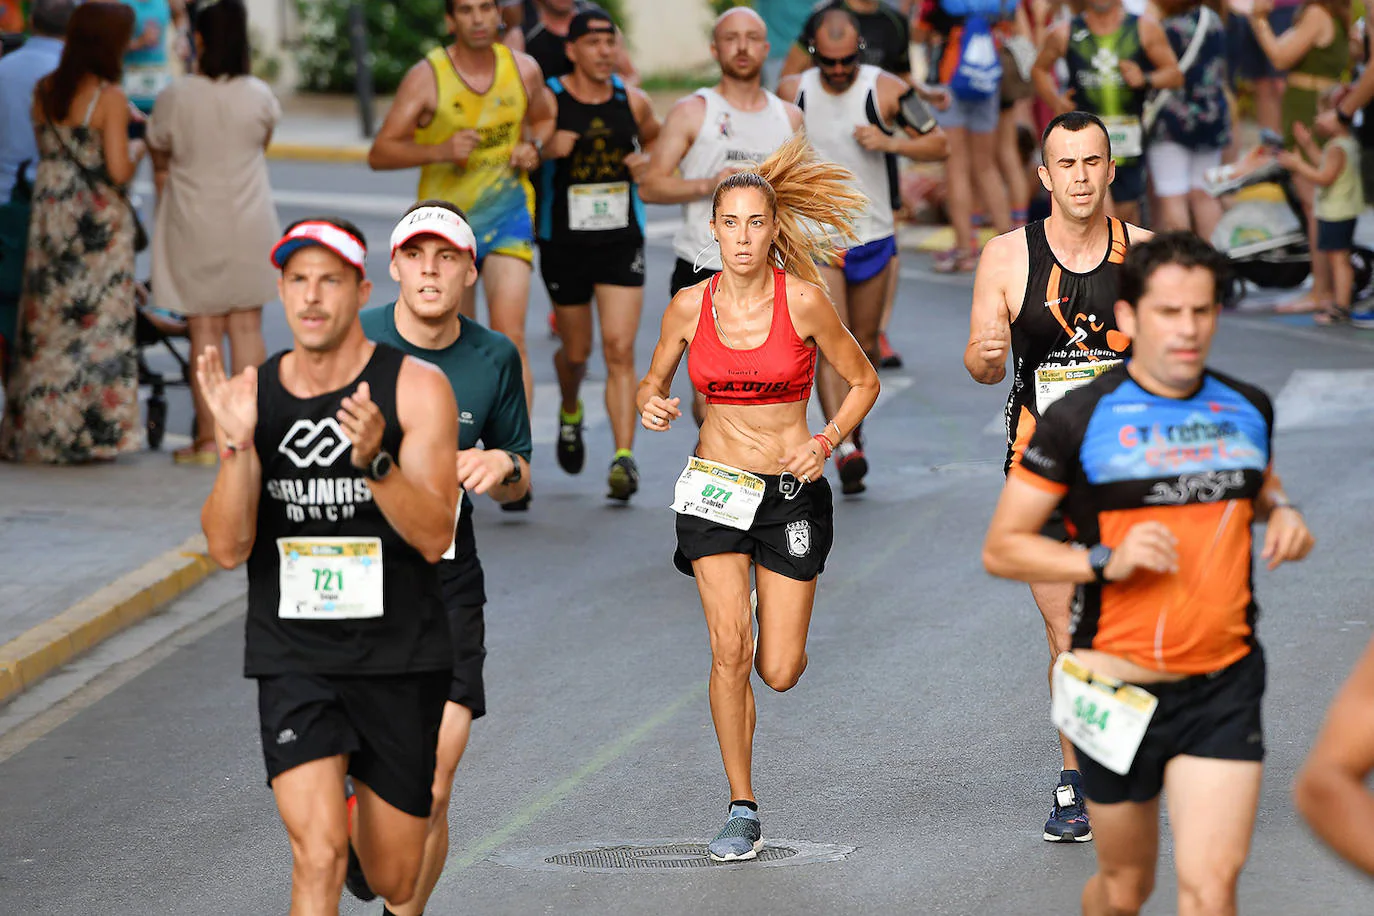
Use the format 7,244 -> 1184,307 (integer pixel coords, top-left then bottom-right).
670,458 -> 766,531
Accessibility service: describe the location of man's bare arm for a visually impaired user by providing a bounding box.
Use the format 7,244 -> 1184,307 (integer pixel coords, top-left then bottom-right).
638,95 -> 719,204
965,233 -> 1020,384
1295,635 -> 1374,876
368,61 -> 444,171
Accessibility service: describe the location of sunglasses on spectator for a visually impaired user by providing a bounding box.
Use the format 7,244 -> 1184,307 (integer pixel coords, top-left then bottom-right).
814,52 -> 861,68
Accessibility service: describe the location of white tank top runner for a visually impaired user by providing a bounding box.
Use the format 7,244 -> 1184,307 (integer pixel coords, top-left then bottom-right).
795,65 -> 894,246
673,88 -> 796,270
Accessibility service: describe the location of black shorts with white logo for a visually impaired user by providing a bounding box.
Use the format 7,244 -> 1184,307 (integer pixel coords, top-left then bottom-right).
1075,644 -> 1266,805
674,474 -> 834,582
670,257 -> 715,297
538,240 -> 644,306
440,561 -> 487,718
256,670 -> 448,818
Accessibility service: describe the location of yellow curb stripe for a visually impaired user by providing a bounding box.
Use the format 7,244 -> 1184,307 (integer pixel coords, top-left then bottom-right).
266,142 -> 370,163
0,534 -> 218,706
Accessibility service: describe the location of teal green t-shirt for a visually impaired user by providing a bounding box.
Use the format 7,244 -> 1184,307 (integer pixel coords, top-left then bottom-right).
757,0 -> 814,62
360,303 -> 532,459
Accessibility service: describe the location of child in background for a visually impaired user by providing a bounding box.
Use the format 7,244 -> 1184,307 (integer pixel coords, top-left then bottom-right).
1278,89 -> 1366,325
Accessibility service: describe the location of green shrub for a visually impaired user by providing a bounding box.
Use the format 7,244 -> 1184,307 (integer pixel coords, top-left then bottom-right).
294,0 -> 631,95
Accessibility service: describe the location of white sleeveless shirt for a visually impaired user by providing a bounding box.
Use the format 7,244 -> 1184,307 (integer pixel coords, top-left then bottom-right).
672,87 -> 796,269
795,65 -> 895,246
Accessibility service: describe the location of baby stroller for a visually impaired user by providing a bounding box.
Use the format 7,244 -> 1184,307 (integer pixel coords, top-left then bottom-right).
134,281 -> 192,450
1205,146 -> 1374,308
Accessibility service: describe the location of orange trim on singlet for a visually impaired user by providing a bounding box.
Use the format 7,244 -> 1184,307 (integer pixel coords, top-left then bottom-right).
1091,500 -> 1258,675
1108,217 -> 1128,264
1009,463 -> 1069,496
1009,405 -> 1036,468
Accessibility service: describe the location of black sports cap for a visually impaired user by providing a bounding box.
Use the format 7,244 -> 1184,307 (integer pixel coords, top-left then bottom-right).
567,9 -> 615,41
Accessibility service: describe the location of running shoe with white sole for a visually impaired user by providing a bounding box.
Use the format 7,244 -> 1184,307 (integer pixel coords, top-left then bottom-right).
708,804 -> 763,862
557,404 -> 585,475
607,454 -> 639,501
1351,300 -> 1374,328
1043,773 -> 1093,843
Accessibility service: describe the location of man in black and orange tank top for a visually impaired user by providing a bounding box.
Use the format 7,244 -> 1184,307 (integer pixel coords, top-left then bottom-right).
964,111 -> 1150,844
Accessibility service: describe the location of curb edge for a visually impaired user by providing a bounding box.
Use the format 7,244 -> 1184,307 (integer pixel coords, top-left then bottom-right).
0,534 -> 218,707
266,142 -> 371,163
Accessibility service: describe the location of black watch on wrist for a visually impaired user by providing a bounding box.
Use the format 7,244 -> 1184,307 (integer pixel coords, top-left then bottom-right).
501,450 -> 523,485
364,450 -> 394,482
1338,108 -> 1355,128
1088,544 -> 1113,584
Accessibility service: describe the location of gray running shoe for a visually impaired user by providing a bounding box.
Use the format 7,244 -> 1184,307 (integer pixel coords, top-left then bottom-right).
708,804 -> 763,862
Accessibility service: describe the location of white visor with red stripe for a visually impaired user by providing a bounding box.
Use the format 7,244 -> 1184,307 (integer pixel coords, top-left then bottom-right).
390,207 -> 478,258
270,221 -> 368,275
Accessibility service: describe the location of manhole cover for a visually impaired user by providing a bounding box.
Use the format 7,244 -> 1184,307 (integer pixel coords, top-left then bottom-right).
547,843 -> 797,870
491,839 -> 853,873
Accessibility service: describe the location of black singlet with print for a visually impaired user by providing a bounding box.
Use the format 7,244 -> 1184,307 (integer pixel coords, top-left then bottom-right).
244,344 -> 450,677
536,74 -> 644,246
1004,217 -> 1133,474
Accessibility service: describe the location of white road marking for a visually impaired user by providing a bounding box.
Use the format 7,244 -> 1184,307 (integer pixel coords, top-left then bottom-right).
1273,370 -> 1374,431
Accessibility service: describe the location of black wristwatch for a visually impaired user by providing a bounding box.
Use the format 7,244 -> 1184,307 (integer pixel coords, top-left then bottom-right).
1088,544 -> 1113,584
363,450 -> 394,482
1338,108 -> 1355,128
501,450 -> 523,485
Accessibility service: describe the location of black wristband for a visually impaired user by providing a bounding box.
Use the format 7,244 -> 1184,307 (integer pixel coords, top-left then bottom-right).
1338,108 -> 1355,128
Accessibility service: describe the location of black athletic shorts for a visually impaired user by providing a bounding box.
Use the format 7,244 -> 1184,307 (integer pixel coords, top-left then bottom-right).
440,561 -> 487,717
1075,644 -> 1266,805
539,240 -> 644,306
256,670 -> 449,818
670,257 -> 715,297
674,474 -> 834,581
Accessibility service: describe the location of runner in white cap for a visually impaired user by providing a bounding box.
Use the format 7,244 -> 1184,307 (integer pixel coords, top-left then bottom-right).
198,216 -> 460,912
360,201 -> 533,916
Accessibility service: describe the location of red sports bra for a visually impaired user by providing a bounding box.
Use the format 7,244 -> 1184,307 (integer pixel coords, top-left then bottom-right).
688,268 -> 817,406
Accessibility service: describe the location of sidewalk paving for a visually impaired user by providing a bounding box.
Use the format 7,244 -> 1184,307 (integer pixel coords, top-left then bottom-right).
0,451 -> 221,703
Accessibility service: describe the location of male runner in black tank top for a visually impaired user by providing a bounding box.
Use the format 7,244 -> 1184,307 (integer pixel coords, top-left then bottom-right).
537,9 -> 661,502
197,217 -> 461,911
965,112 -> 1151,845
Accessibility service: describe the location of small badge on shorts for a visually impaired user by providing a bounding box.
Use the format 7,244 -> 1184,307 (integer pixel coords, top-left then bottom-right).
785,520 -> 811,558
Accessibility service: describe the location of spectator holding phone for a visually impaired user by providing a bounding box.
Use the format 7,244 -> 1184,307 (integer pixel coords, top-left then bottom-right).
146,0 -> 279,465
1,2 -> 145,463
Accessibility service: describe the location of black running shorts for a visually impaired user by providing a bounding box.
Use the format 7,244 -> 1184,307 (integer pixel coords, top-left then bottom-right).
539,240 -> 644,306
674,474 -> 834,582
1075,645 -> 1266,805
256,671 -> 448,818
670,257 -> 715,297
440,565 -> 487,718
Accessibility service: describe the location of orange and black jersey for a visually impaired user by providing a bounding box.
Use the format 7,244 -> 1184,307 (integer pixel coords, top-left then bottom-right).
1012,366 -> 1275,676
1005,217 -> 1134,474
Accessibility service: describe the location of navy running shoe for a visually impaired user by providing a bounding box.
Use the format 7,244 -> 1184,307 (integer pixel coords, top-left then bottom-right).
1043,772 -> 1093,843
708,804 -> 763,862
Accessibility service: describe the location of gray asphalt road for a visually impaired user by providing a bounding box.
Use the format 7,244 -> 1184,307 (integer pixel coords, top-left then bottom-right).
6,162 -> 1374,914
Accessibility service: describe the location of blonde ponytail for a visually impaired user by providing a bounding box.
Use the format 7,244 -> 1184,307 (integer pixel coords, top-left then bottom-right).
711,132 -> 865,290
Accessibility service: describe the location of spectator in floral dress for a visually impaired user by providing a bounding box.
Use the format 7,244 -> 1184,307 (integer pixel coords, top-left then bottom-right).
1,3 -> 144,464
